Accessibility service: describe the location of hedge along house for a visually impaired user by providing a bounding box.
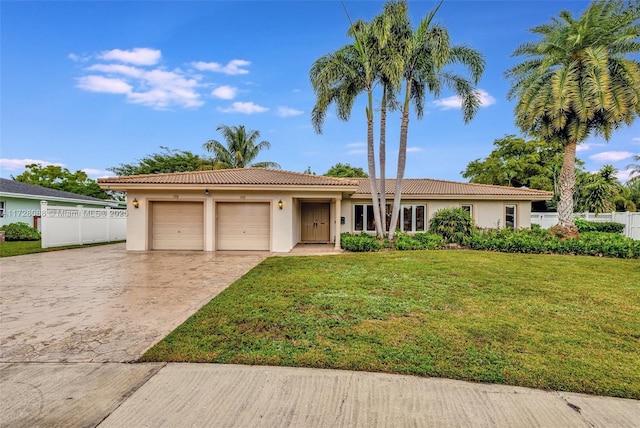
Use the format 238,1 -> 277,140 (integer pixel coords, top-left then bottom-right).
0,178 -> 119,230
98,168 -> 553,252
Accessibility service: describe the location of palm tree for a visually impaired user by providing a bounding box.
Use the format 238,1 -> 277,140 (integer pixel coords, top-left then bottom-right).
387,2 -> 485,240
203,125 -> 280,169
506,0 -> 640,235
310,18 -> 389,235
627,155 -> 640,183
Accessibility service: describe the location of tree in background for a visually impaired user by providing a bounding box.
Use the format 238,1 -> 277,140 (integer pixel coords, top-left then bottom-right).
203,125 -> 280,169
108,146 -> 213,176
626,155 -> 640,183
462,135 -> 568,191
574,165 -> 636,213
506,0 -> 640,236
12,164 -> 109,199
324,163 -> 369,178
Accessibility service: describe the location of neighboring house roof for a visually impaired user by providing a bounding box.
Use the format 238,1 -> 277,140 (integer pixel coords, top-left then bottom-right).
98,168 -> 359,188
354,178 -> 553,201
0,178 -> 112,205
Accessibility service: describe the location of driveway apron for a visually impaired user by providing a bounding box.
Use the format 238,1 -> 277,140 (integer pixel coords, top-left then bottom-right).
0,243 -> 265,363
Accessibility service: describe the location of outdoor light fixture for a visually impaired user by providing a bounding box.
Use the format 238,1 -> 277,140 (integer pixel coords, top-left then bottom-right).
278,199 -> 284,210
132,198 -> 139,209
205,189 -> 210,196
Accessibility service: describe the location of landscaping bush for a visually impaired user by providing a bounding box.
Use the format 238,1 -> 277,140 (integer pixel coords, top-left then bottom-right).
467,227 -> 639,259
574,218 -> 625,234
394,233 -> 424,250
0,222 -> 41,241
412,233 -> 445,250
428,208 -> 474,244
340,233 -> 382,252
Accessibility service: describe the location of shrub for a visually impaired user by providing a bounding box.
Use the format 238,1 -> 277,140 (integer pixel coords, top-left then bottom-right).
0,222 -> 41,241
467,227 -> 639,259
428,208 -> 475,244
413,233 -> 445,250
340,233 -> 382,252
394,233 -> 423,251
574,218 -> 625,234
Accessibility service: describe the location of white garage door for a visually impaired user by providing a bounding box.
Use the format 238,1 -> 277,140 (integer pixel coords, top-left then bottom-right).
152,202 -> 204,250
217,202 -> 270,250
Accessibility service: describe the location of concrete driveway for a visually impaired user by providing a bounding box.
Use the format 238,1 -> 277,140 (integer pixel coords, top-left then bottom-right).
0,243 -> 266,363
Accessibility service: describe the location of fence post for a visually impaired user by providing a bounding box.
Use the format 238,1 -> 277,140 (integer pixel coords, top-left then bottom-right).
77,205 -> 83,245
40,201 -> 48,248
105,206 -> 111,241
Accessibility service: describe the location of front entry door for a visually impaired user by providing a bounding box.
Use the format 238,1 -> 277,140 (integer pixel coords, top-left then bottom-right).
301,203 -> 330,242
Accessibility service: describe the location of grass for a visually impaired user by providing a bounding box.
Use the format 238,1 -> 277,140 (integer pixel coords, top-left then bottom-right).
0,240 -> 125,257
140,250 -> 640,399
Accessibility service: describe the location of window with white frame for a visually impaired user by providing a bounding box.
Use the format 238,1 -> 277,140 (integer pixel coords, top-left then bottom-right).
0,201 -> 5,218
505,204 -> 517,229
354,204 -> 425,233
461,204 -> 473,218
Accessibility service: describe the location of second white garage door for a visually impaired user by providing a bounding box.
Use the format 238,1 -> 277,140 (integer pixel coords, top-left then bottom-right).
217,202 -> 270,250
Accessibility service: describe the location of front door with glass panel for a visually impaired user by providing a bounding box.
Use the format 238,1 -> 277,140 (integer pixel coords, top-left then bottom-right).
301,203 -> 330,242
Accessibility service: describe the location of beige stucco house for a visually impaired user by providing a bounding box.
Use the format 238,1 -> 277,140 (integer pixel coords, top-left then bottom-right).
98,168 -> 552,252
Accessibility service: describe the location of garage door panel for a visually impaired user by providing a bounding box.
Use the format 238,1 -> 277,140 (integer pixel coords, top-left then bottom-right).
217,203 -> 270,251
152,202 -> 204,250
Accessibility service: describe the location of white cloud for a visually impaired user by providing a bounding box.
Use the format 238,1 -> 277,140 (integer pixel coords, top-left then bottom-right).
632,137 -> 640,144
192,59 -> 250,75
82,168 -> 113,177
616,169 -> 634,182
98,48 -> 161,66
433,89 -> 496,110
346,142 -> 366,148
347,149 -> 367,155
77,62 -> 202,109
407,147 -> 423,153
68,53 -> 89,62
219,101 -> 268,114
211,85 -> 238,100
277,106 -> 303,117
87,63 -> 145,78
0,158 -> 65,171
589,151 -> 635,162
76,75 -> 133,94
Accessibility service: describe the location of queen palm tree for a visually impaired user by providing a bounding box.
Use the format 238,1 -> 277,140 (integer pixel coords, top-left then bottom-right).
203,125 -> 280,169
386,2 -> 485,239
627,155 -> 640,183
310,8 -> 403,236
506,0 -> 640,235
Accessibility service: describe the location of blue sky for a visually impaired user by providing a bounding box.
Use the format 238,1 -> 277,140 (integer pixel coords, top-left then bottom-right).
2,1 -> 638,183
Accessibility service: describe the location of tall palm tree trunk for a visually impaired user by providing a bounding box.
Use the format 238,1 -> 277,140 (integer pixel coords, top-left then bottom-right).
388,81 -> 411,240
366,91 -> 383,237
557,140 -> 577,229
379,84 -> 388,236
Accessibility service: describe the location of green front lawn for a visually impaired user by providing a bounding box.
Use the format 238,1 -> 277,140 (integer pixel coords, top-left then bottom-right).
141,250 -> 640,399
0,240 -> 125,257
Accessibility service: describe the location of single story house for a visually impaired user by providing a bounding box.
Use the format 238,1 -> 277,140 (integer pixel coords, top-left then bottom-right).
0,178 -> 120,230
98,168 -> 552,252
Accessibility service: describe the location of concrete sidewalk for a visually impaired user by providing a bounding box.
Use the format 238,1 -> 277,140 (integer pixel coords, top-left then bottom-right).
2,363 -> 638,427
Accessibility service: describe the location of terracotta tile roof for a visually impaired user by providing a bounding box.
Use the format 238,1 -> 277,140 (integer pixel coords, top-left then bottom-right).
355,178 -> 553,198
98,168 -> 359,187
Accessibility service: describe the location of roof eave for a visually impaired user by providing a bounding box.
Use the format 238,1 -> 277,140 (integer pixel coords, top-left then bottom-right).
351,193 -> 553,201
0,192 -> 112,205
98,183 -> 359,192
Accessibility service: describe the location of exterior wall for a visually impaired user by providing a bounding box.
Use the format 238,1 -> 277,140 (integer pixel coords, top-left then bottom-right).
343,198 -> 533,233
0,196 -> 108,230
128,190 -> 344,253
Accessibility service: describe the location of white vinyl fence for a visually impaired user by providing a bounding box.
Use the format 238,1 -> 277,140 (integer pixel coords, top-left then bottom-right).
40,201 -> 127,248
531,211 -> 640,240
